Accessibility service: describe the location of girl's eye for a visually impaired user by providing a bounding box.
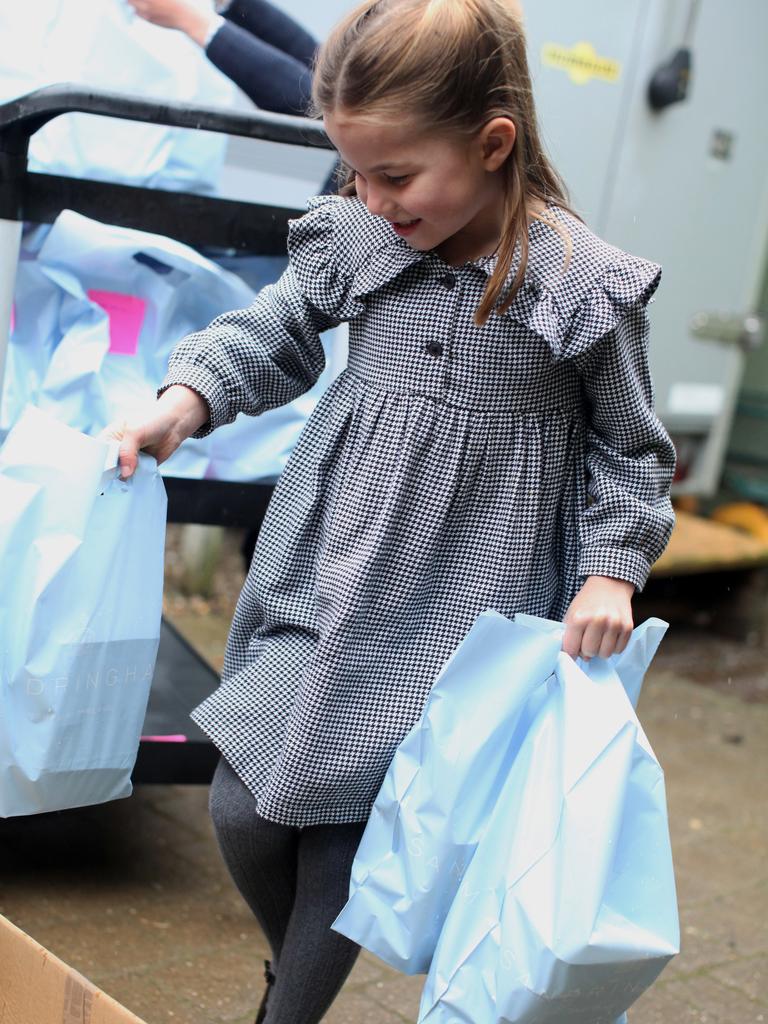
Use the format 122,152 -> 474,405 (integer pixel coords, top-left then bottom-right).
385,174 -> 411,186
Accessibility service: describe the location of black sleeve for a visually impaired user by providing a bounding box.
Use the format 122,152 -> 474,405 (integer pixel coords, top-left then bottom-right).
206,20 -> 313,116
223,0 -> 318,68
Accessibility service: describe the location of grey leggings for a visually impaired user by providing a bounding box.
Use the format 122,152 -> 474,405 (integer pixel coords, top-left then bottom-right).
208,755 -> 368,1022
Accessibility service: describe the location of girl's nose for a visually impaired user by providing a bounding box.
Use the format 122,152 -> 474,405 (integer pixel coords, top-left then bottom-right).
364,183 -> 396,219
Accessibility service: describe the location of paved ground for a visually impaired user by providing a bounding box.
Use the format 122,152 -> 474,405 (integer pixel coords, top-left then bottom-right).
1,555 -> 766,1022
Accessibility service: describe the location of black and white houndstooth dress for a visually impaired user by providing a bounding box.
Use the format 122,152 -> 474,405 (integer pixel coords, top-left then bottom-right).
161,194 -> 676,827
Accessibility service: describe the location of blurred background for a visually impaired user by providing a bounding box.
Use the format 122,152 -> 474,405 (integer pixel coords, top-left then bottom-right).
0,1 -> 766,1022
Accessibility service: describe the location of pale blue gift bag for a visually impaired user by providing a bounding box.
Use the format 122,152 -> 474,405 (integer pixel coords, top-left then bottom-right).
0,406 -> 167,817
3,211 -> 349,483
417,616 -> 678,1023
332,611 -> 678,1023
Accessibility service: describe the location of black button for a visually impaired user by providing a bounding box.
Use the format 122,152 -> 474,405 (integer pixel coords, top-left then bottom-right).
440,272 -> 457,290
426,340 -> 444,357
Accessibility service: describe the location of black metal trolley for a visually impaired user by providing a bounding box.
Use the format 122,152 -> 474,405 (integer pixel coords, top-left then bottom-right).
0,84 -> 334,785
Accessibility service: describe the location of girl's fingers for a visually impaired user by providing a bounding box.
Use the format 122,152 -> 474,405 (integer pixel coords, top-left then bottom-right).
100,402 -> 182,479
117,429 -> 144,479
597,622 -> 623,660
579,619 -> 605,661
563,579 -> 635,662
585,617 -> 633,660
564,621 -> 637,661
118,446 -> 138,480
562,620 -> 587,660
98,420 -> 136,478
613,629 -> 632,656
606,621 -> 633,658
98,420 -> 126,442
115,422 -> 155,479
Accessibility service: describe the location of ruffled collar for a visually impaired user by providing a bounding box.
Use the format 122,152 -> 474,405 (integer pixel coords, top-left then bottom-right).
343,198 -> 661,363
349,229 -> 428,298
348,201 -> 564,328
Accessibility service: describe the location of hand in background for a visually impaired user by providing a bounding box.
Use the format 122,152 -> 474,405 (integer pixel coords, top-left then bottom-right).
562,575 -> 635,661
127,0 -> 219,46
100,385 -> 210,480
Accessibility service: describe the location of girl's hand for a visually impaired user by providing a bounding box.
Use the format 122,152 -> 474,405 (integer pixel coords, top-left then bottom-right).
562,575 -> 635,661
101,385 -> 209,480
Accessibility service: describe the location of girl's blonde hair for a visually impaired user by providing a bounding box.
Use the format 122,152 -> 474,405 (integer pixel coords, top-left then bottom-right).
311,0 -> 578,326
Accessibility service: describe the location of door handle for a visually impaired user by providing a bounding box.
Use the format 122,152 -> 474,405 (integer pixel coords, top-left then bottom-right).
689,311 -> 764,352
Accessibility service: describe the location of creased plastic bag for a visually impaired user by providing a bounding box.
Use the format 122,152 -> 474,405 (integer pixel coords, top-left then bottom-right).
0,405 -> 167,816
332,611 -> 678,1023
3,211 -> 348,482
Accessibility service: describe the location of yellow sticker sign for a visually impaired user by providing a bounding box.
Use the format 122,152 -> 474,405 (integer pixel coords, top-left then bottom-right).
541,41 -> 621,85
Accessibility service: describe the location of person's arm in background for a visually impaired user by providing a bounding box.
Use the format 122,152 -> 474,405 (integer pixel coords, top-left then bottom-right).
220,0 -> 317,67
128,0 -> 315,115
206,21 -> 313,115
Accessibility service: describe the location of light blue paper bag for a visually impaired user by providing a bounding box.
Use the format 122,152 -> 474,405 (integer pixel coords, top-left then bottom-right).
417,616 -> 678,1023
0,405 -> 167,817
332,610 -> 677,1022
3,211 -> 349,483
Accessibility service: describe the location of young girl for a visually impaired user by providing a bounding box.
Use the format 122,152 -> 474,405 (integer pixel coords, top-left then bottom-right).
114,0 -> 676,1019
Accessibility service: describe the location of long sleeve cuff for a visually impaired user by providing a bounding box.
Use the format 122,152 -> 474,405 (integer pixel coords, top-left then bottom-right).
158,365 -> 231,438
576,546 -> 655,593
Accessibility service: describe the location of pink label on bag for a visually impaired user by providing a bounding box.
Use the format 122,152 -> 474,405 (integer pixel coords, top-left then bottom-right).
88,289 -> 146,355
140,734 -> 188,743
9,303 -> 15,334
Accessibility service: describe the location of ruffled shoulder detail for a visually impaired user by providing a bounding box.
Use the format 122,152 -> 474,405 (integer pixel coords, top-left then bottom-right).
287,194 -> 426,319
500,210 -> 662,362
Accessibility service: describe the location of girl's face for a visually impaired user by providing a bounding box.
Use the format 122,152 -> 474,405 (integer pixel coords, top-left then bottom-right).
324,109 -> 514,264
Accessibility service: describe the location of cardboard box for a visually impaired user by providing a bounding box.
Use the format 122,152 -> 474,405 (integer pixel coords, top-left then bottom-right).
0,913 -> 147,1023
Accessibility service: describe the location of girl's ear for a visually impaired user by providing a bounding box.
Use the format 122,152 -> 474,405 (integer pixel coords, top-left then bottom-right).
479,117 -> 516,171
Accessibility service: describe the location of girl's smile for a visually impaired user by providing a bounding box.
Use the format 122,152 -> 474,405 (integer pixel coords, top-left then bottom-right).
390,218 -> 422,237
323,111 -> 515,265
